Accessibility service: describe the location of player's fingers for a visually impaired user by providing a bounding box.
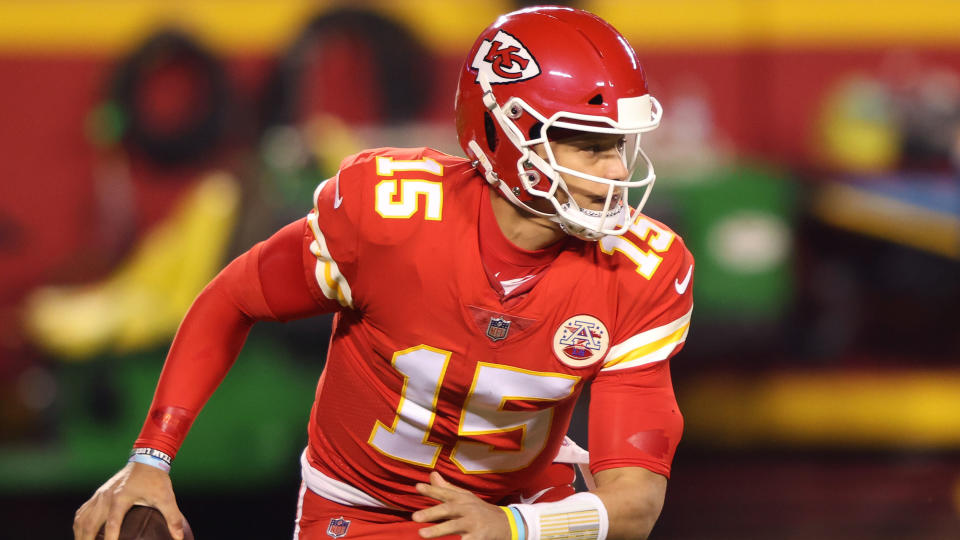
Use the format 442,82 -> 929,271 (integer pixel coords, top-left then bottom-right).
417,475 -> 473,504
154,501 -> 186,540
429,472 -> 471,494
417,517 -> 468,538
415,481 -> 453,502
428,471 -> 450,486
102,498 -> 135,540
411,502 -> 457,523
417,483 -> 472,506
73,498 -> 108,540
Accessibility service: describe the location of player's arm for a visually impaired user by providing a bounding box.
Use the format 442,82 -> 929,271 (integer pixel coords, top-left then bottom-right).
73,217 -> 340,540
133,218 -> 335,458
413,358 -> 683,540
582,356 -> 684,540
412,465 -> 665,540
580,238 -> 693,539
591,465 -> 667,539
414,358 -> 683,540
489,326 -> 686,539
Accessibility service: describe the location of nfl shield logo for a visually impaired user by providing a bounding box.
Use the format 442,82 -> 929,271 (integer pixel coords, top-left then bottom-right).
486,317 -> 511,341
327,516 -> 351,538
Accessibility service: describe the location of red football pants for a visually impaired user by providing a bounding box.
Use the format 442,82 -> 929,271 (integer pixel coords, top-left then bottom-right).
293,483 -> 458,540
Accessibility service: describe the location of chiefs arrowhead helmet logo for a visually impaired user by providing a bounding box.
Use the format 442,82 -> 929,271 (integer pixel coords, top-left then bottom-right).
472,30 -> 540,84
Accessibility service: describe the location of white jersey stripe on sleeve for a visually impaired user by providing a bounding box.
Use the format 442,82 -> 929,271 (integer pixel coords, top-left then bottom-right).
601,324 -> 689,371
306,208 -> 354,309
602,307 -> 692,371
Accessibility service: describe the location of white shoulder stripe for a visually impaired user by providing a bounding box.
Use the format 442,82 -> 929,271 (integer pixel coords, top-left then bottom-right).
602,307 -> 692,371
607,307 -> 692,359
313,179 -> 327,206
306,208 -> 353,309
602,325 -> 689,371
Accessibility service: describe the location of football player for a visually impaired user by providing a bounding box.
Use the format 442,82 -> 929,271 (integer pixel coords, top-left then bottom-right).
74,6 -> 693,540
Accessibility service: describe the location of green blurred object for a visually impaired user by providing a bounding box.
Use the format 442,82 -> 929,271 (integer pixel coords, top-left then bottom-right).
85,101 -> 127,148
0,333 -> 319,492
648,164 -> 797,321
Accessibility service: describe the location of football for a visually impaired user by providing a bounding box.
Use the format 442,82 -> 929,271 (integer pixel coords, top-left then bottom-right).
95,505 -> 194,540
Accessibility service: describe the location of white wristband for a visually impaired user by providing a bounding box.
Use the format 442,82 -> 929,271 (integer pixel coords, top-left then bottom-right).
129,447 -> 173,472
511,491 -> 609,540
129,453 -> 171,472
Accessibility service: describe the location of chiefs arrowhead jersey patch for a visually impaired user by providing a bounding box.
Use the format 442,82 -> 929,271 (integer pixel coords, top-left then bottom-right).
472,30 -> 541,84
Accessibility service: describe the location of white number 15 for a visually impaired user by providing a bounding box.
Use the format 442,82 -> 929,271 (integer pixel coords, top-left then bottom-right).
368,345 -> 579,474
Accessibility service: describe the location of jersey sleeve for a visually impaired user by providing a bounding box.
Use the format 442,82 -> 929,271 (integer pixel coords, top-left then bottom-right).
133,219 -> 333,457
588,220 -> 694,478
302,151 -> 377,312
133,147 -> 383,457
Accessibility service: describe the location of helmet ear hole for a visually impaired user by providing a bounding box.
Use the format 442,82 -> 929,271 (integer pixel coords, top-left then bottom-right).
527,122 -> 543,140
483,112 -> 498,152
588,93 -> 604,105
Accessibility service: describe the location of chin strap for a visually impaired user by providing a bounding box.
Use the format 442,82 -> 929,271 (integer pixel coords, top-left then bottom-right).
473,71 -> 564,222
467,140 -> 499,186
467,139 -> 557,221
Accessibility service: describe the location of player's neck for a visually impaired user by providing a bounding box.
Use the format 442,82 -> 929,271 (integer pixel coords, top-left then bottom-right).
488,188 -> 566,251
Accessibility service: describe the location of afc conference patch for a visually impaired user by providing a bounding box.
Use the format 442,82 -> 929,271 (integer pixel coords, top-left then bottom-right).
552,314 -> 610,368
327,516 -> 351,538
486,316 -> 511,341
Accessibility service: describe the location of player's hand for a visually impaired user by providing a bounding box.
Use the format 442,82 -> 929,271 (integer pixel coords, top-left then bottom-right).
73,462 -> 186,540
412,471 -> 512,540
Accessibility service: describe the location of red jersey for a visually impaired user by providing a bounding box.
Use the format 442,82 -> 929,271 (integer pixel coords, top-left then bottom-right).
136,147 -> 693,513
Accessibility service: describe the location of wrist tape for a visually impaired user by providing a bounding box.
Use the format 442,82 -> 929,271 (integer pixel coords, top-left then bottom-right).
509,491 -> 608,540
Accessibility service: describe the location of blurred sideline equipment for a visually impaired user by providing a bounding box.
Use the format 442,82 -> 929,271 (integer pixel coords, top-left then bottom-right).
24,172 -> 240,359
95,506 -> 194,540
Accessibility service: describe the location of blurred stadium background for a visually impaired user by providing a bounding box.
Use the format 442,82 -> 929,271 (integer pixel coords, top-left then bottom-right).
0,1 -> 958,538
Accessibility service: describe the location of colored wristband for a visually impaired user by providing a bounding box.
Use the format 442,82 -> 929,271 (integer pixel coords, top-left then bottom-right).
129,453 -> 171,472
509,505 -> 526,540
499,505 -> 525,540
129,447 -> 173,472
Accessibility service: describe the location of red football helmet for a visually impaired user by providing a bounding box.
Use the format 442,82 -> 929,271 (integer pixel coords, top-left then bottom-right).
455,6 -> 662,240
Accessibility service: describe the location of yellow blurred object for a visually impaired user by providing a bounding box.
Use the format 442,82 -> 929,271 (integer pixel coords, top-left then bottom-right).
812,182 -> 960,259
817,77 -> 900,173
306,114 -> 365,176
682,369 -> 960,448
3,1 -> 960,54
24,172 -> 240,360
0,0 -> 511,55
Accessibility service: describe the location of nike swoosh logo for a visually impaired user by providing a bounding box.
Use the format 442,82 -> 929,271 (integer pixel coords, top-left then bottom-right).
519,487 -> 551,505
674,265 -> 692,295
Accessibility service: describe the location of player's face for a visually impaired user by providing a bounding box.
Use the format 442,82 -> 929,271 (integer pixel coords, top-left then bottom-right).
536,133 -> 630,212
